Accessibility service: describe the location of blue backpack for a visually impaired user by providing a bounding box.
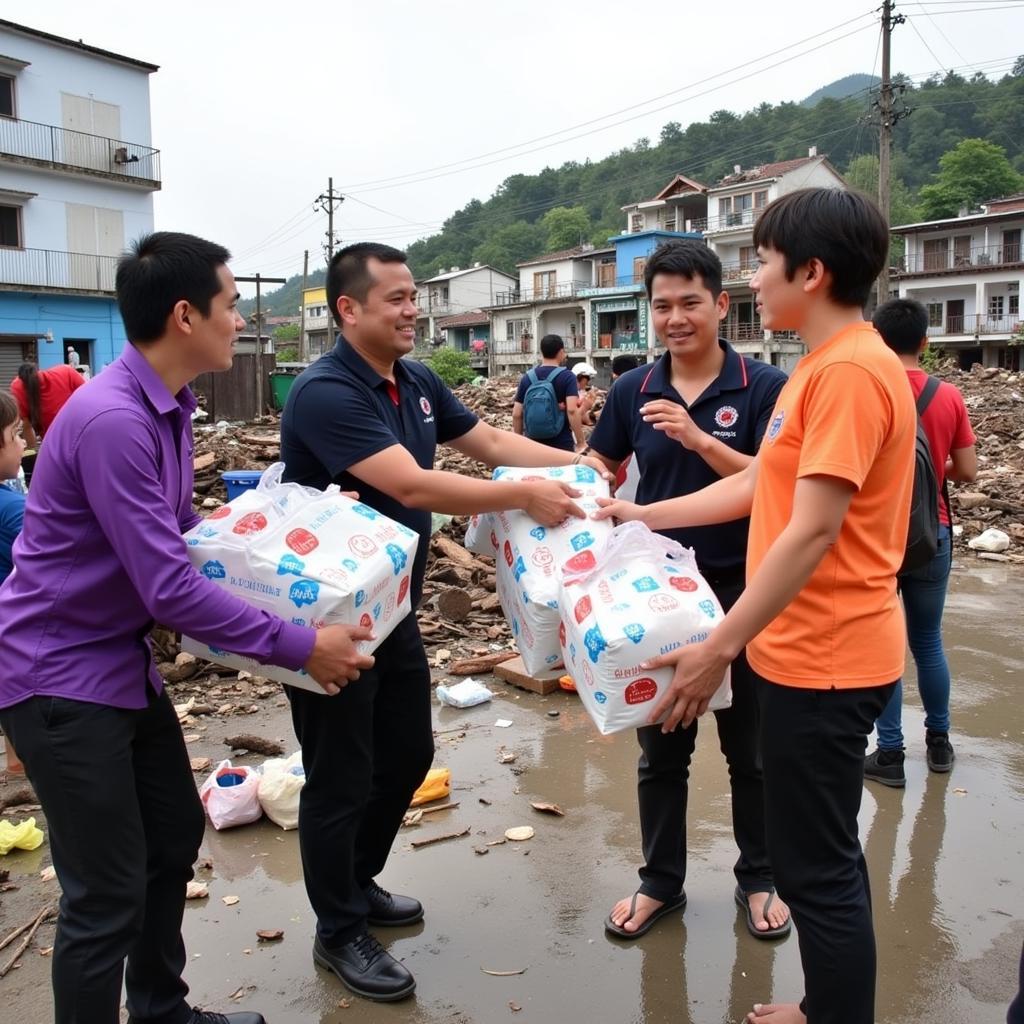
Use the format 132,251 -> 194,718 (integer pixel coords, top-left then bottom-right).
522,367 -> 568,440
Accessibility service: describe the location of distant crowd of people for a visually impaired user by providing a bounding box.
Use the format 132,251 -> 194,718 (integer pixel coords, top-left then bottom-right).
1,188 -> 1020,1024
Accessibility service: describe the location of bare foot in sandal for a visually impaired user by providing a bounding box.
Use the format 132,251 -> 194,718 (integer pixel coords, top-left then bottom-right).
746,1002 -> 806,1023
608,892 -> 665,934
747,890 -> 790,932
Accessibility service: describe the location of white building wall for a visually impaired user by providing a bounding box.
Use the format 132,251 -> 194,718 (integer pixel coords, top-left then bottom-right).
517,258 -> 577,292
775,161 -> 844,196
0,27 -> 154,146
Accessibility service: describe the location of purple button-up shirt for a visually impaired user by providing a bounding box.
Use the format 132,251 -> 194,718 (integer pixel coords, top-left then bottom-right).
0,344 -> 315,710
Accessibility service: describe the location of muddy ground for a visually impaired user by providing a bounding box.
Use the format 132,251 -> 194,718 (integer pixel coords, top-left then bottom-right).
2,560 -> 1023,1024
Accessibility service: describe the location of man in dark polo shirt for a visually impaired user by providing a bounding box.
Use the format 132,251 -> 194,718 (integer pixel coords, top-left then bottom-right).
512,334 -> 585,451
280,242 -> 611,1003
587,240 -> 790,942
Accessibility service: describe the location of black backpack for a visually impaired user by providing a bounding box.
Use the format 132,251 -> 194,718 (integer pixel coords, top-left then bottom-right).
899,376 -> 946,576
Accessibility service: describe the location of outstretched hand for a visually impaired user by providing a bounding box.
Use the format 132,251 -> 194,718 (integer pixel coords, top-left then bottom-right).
592,495 -> 646,523
642,640 -> 731,732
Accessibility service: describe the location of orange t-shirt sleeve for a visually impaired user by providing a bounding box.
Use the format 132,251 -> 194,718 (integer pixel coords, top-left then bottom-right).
796,363 -> 892,490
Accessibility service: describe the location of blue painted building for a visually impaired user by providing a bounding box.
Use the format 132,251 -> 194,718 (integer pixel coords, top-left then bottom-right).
0,19 -> 158,386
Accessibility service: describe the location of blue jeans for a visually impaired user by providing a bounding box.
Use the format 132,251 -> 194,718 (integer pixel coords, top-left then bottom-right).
877,525 -> 952,750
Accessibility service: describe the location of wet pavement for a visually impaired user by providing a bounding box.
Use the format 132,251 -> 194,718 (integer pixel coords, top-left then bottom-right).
3,561 -> 1023,1022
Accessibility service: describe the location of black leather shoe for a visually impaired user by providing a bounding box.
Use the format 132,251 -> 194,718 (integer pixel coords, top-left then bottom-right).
364,880 -> 423,926
186,1011 -> 267,1024
313,933 -> 416,1002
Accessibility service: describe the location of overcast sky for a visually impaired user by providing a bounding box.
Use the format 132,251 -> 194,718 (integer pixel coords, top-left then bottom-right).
7,0 -> 1024,292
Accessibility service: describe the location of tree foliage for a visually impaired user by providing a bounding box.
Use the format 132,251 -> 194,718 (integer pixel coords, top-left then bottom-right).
426,348 -> 476,387
918,138 -> 1024,218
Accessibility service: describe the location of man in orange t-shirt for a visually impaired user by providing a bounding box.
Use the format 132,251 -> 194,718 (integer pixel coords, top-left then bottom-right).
596,189 -> 916,1024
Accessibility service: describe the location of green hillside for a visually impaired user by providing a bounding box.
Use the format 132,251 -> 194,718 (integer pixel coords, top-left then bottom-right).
801,73 -> 881,107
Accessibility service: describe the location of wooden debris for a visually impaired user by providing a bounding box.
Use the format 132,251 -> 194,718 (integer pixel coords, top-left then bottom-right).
410,826 -> 471,849
449,651 -> 517,676
193,451 -> 217,473
0,903 -> 56,978
256,929 -> 284,942
224,734 -> 284,757
531,801 -> 565,817
437,588 -> 474,622
494,656 -> 563,696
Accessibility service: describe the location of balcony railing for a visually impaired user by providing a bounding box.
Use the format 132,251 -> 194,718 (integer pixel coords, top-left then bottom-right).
897,242 -> 1023,275
0,117 -> 161,186
721,322 -> 764,342
720,260 -> 758,284
928,314 -> 1023,336
0,246 -> 118,293
494,281 -> 587,306
596,331 -> 646,351
703,207 -> 765,233
495,337 -> 535,356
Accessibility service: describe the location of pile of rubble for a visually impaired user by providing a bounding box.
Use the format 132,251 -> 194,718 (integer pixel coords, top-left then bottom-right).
940,363 -> 1024,564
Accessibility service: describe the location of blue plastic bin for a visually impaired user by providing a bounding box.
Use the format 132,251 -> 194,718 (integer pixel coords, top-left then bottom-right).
221,470 -> 263,500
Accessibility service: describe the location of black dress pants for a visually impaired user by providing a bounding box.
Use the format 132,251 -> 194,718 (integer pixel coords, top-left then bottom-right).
757,673 -> 897,1024
0,687 -> 206,1024
288,613 -> 434,947
635,577 -> 773,900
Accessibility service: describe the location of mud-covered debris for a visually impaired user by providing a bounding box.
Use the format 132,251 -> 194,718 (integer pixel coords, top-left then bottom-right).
189,757 -> 212,773
482,967 -> 527,976
498,748 -> 517,764
222,895 -> 240,906
224,734 -> 284,757
256,929 -> 284,942
504,826 -> 535,842
530,802 -> 564,817
39,867 -> 56,883
185,882 -> 209,900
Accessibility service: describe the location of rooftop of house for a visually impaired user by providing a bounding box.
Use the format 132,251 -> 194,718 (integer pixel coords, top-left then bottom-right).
420,264 -> 512,284
0,18 -> 159,71
709,154 -> 830,190
436,310 -> 489,329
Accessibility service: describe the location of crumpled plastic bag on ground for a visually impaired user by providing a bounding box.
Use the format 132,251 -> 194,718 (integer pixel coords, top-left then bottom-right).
257,752 -> 305,830
0,816 -> 45,855
199,760 -> 262,830
411,767 -> 450,806
436,677 -> 493,708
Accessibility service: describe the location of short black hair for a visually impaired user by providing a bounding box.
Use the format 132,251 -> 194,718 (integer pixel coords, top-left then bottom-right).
753,188 -> 888,309
872,298 -> 928,355
644,239 -> 723,299
326,243 -> 408,327
611,354 -> 639,377
116,232 -> 231,344
540,334 -> 564,358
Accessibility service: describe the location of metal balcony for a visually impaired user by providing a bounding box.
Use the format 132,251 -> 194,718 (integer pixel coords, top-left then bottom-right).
0,246 -> 118,294
0,117 -> 160,188
702,207 -> 765,233
897,242 -> 1023,276
928,313 -> 1023,337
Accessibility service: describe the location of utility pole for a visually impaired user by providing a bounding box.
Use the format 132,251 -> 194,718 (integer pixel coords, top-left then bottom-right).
314,177 -> 343,263
236,273 -> 286,419
298,249 -> 309,362
876,0 -> 908,305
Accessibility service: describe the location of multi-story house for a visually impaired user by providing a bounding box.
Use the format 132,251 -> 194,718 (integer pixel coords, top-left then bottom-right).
890,194 -> 1024,371
702,149 -> 845,369
301,285 -> 331,359
620,173 -> 708,236
414,263 -> 515,347
0,18 -> 159,383
434,310 -> 490,373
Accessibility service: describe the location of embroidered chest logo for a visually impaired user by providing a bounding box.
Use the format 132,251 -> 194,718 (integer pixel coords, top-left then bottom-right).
715,405 -> 739,429
766,409 -> 786,444
419,396 -> 432,416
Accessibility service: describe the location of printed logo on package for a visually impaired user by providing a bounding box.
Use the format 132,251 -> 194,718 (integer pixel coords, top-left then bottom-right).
351,503 -> 380,521
573,465 -> 597,483
767,409 -> 785,444
531,547 -> 553,568
715,405 -> 739,429
360,612 -> 372,629
648,593 -> 679,613
503,540 -> 514,567
574,595 -> 593,623
385,543 -> 408,575
289,580 -> 319,608
632,576 -> 660,593
570,530 -> 595,552
286,528 -> 319,555
197,525 -> 218,538
354,589 -> 367,608
670,576 -> 699,592
584,624 -> 607,663
529,526 -> 546,541
372,601 -> 383,621
349,535 -> 378,558
398,575 -> 410,605
277,553 -> 305,577
699,599 -> 717,619
232,512 -> 268,537
512,555 -> 527,582
625,677 -> 658,705
624,623 -> 646,644
384,593 -> 396,619
208,505 -> 232,521
558,620 -> 567,646
201,560 -> 227,580
342,558 -> 359,572
564,549 -> 597,573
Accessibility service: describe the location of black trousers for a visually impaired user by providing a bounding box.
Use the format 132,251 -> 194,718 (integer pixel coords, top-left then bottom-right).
757,673 -> 897,1024
635,578 -> 772,900
288,613 -> 434,947
0,688 -> 205,1024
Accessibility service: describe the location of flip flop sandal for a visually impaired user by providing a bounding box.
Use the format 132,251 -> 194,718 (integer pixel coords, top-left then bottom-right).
605,890 -> 687,940
734,885 -> 792,940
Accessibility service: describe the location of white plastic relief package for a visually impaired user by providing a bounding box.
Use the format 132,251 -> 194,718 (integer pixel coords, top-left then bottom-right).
182,464 -> 419,693
464,465 -> 613,676
199,760 -> 263,831
257,751 -> 305,830
559,521 -> 732,736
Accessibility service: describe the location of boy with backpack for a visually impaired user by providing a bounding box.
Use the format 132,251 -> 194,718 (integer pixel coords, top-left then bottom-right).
513,334 -> 586,451
864,298 -> 977,787
595,188 -> 917,1024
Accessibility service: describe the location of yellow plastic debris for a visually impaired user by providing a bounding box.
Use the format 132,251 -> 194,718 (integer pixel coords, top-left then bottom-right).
410,767 -> 450,807
0,816 -> 45,855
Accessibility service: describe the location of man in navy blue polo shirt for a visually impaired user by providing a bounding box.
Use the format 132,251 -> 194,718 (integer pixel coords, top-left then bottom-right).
280,242 -> 611,1003
587,240 -> 790,943
512,333 -> 585,451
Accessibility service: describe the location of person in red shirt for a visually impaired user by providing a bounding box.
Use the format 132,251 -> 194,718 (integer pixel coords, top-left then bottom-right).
10,361 -> 86,449
864,298 -> 977,787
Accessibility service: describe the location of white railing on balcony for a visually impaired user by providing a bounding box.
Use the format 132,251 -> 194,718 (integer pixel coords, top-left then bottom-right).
495,337 -> 535,356
898,242 -> 1023,275
0,247 -> 118,293
0,117 -> 161,184
703,207 -> 765,232
721,322 -> 764,342
928,314 -> 1023,336
720,260 -> 758,284
494,281 -> 587,306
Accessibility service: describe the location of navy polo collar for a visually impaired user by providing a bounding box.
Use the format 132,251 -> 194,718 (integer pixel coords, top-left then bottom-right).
332,334 -> 414,390
639,340 -> 748,403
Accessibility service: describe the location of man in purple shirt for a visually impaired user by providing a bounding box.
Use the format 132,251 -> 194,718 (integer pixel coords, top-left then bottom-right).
0,232 -> 373,1024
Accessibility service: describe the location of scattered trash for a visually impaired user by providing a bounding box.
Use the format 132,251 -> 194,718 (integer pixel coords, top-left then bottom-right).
222,895 -> 240,906
410,826 -> 471,850
504,826 -> 535,842
39,866 -> 56,883
436,677 -> 494,708
185,882 -> 209,900
474,846 -> 490,856
0,902 -> 57,979
256,929 -> 284,942
509,1002 -> 523,1013
967,528 -> 1011,553
482,967 -> 527,976
953,787 -> 968,795
498,748 -> 517,764
337,997 -> 352,1009
224,734 -> 284,758
530,802 -> 564,817
495,719 -> 513,729
411,767 -> 451,807
546,710 -> 560,718
258,752 -> 305,830
0,817 -> 44,855
200,761 -> 262,831
558,675 -> 578,693
189,757 -> 212,773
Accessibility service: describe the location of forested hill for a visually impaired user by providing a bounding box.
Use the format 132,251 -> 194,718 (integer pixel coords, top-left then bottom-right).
801,73 -> 880,107
246,64 -> 1024,315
